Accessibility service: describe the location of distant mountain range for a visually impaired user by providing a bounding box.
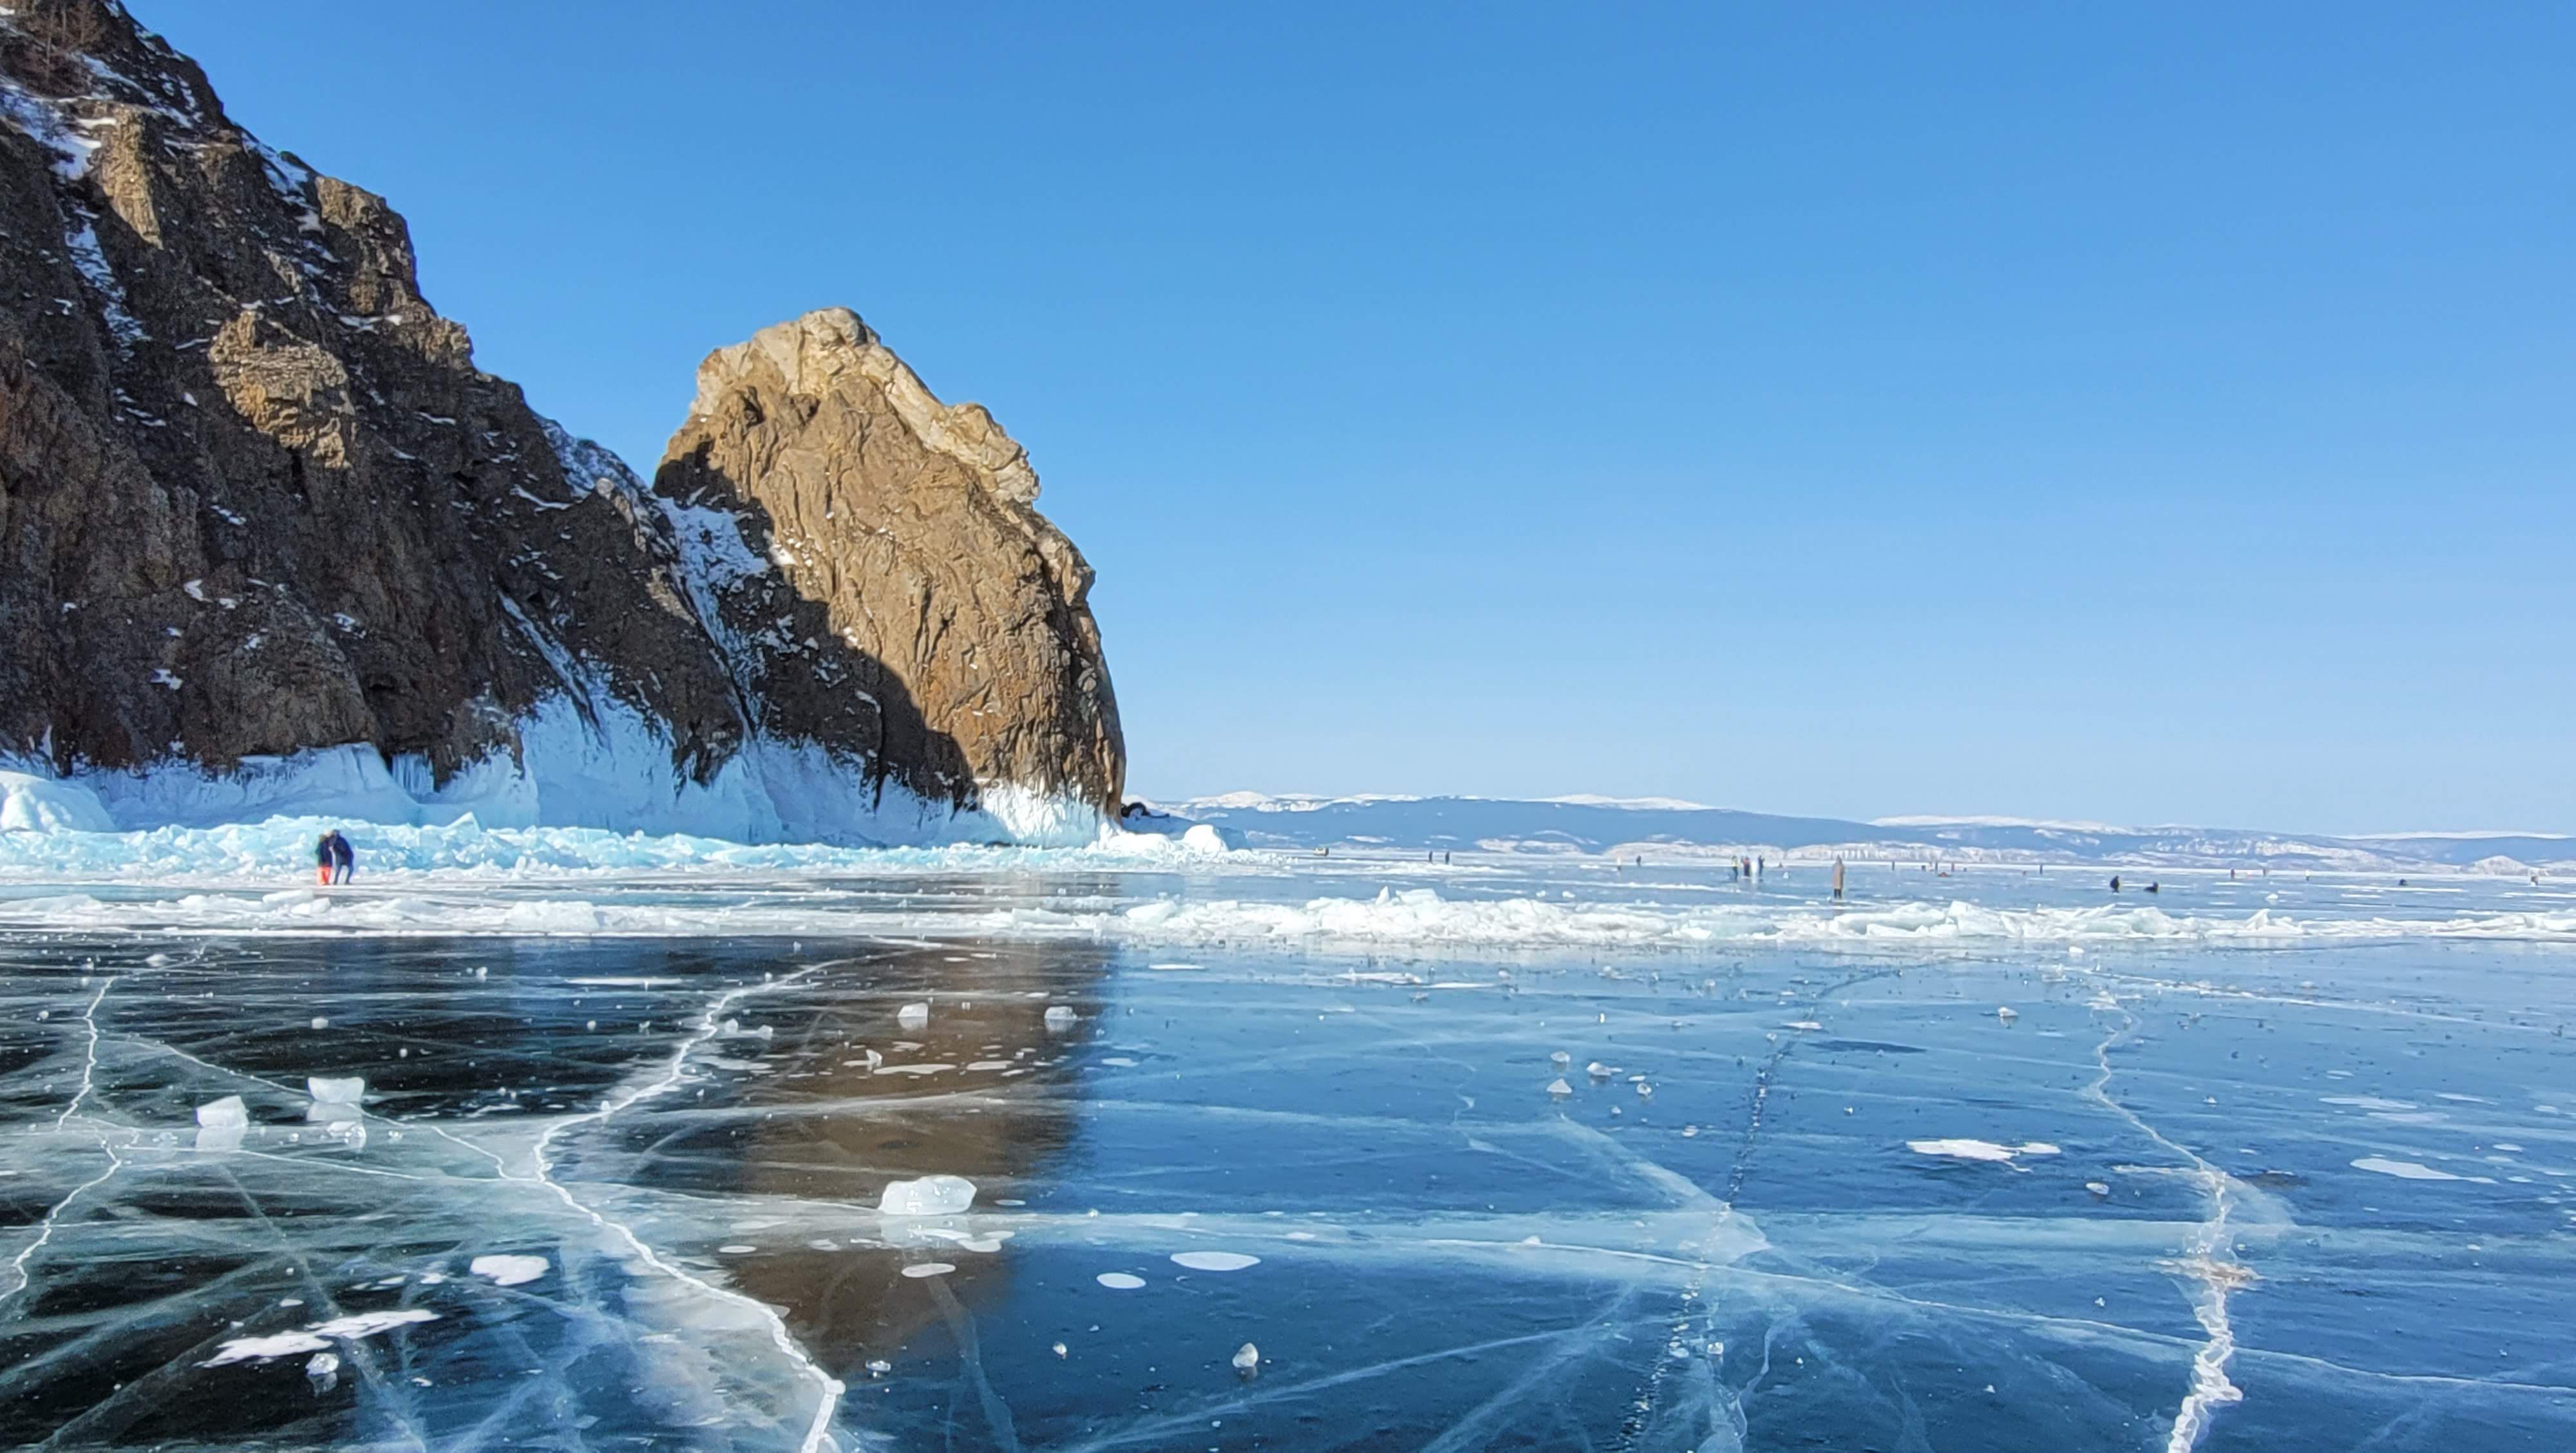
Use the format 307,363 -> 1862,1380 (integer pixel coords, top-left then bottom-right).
1151,793 -> 2571,873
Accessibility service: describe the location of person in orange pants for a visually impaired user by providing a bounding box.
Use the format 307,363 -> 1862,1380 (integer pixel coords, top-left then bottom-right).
316,833 -> 335,886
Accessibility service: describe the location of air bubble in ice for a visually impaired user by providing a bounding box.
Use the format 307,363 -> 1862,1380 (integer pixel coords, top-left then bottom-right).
879,1173 -> 976,1216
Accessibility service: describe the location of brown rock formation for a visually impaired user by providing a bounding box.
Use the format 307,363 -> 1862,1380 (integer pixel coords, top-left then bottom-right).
0,0 -> 1121,836
654,310 -> 1122,815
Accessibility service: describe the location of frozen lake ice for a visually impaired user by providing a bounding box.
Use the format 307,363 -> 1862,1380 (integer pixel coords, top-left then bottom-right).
3,848 -> 2573,1450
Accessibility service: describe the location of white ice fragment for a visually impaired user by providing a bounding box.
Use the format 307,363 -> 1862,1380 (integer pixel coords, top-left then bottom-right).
2352,1156 -> 2460,1181
879,1173 -> 976,1217
468,1254 -> 548,1286
182,578 -> 207,602
1549,1050 -> 1571,1067
1994,1006 -> 2018,1021
207,1331 -> 329,1364
196,1095 -> 248,1128
1546,1078 -> 1573,1097
310,1017 -> 328,1030
1232,1342 -> 1260,1374
1045,1005 -> 1078,1029
202,1309 -> 438,1367
2085,1181 -> 2112,1197
1053,1340 -> 1068,1358
1908,1139 -> 2060,1164
1585,1061 -> 1615,1079
896,1002 -> 930,1029
307,1076 -> 365,1105
1170,1251 -> 1260,1272
900,1262 -> 956,1278
1095,1272 -> 1146,1289
304,1351 -> 339,1389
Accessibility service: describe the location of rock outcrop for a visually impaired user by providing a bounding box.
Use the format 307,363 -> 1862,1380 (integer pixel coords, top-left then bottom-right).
0,0 -> 1121,840
655,310 -> 1122,816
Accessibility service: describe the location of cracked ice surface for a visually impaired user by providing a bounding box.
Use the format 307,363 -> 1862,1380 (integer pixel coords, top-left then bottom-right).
2,858 -> 2575,1449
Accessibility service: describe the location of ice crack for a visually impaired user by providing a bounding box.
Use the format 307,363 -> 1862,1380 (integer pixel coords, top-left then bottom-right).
521,967 -> 846,1452
3,976 -> 124,1306
2085,1001 -> 2253,1452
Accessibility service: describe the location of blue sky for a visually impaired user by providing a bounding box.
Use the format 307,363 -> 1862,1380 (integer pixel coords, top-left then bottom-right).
149,3 -> 2573,833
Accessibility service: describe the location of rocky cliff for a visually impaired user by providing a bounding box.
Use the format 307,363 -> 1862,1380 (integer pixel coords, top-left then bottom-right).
0,0 -> 1121,842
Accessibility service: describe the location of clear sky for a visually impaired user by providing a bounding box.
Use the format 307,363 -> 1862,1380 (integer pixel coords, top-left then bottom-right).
147,2 -> 2574,835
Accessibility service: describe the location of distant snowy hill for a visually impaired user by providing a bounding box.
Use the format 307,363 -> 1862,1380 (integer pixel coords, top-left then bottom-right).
1152,794 -> 2575,872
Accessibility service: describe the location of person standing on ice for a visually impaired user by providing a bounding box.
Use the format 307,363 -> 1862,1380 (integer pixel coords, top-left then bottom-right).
328,830 -> 356,884
314,833 -> 334,886
1832,857 -> 1846,902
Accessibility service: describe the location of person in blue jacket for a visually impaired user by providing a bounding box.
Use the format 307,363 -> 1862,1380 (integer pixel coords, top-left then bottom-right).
328,830 -> 356,884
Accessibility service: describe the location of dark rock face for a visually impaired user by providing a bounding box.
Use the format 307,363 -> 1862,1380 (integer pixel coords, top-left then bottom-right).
0,0 -> 1121,834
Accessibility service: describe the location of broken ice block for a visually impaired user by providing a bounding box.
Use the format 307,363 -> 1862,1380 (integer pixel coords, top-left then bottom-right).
1045,1005 -> 1078,1029
878,1173 -> 976,1217
1232,1342 -> 1260,1374
196,1095 -> 248,1128
896,1002 -> 931,1029
307,1076 -> 365,1104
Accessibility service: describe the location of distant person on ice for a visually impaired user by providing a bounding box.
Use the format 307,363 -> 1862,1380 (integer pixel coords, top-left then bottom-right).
1832,857 -> 1846,902
314,833 -> 334,886
329,830 -> 356,884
